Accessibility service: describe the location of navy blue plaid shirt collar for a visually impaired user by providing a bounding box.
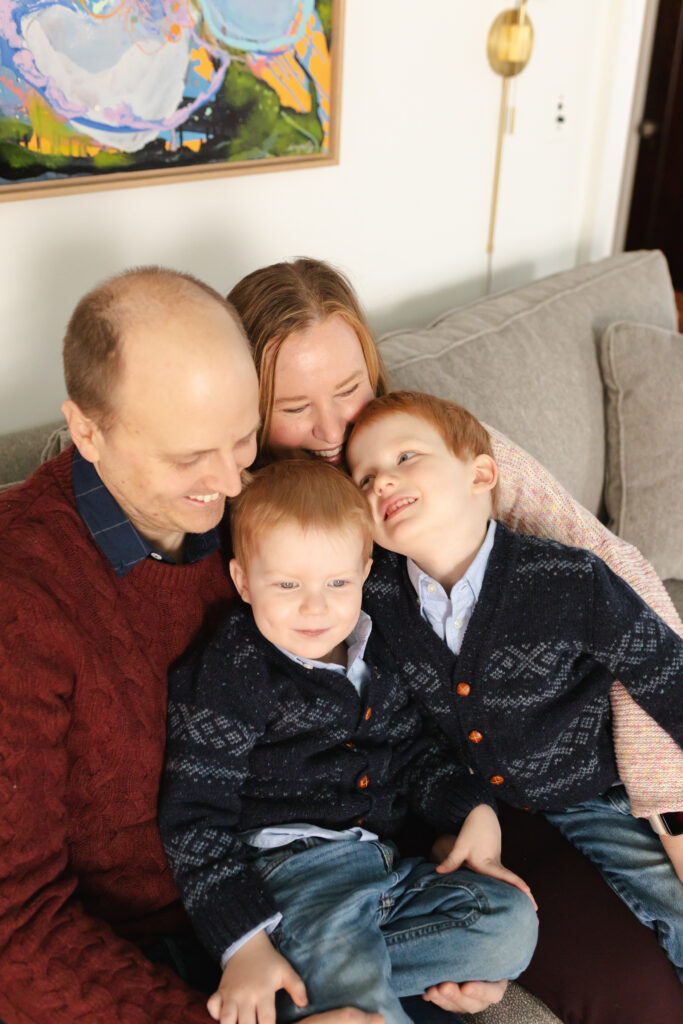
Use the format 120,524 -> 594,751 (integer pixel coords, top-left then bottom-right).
72,449 -> 220,578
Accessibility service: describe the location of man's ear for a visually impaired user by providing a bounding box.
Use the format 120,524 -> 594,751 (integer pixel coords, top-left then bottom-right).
472,454 -> 498,494
229,558 -> 251,604
61,400 -> 102,464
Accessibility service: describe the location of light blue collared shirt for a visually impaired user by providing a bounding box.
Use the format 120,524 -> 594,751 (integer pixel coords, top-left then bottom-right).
407,521 -> 496,655
274,608 -> 372,696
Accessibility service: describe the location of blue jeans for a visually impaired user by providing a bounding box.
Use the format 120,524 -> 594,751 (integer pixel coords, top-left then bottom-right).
545,785 -> 683,980
250,837 -> 538,1024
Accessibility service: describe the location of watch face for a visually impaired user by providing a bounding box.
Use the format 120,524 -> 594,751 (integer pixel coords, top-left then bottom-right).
661,811 -> 683,836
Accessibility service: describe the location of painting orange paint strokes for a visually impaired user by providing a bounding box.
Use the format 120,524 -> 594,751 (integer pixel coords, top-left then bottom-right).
0,0 -> 343,200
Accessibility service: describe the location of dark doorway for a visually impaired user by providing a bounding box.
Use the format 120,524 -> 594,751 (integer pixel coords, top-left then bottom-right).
625,0 -> 683,290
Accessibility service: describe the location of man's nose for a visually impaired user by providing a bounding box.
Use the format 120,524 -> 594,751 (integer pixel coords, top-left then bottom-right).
205,451 -> 243,498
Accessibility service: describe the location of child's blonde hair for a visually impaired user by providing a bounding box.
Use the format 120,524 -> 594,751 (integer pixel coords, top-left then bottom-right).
230,459 -> 374,567
349,390 -> 498,514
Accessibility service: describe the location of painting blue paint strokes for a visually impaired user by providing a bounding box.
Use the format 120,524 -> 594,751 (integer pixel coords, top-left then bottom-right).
0,0 -> 339,196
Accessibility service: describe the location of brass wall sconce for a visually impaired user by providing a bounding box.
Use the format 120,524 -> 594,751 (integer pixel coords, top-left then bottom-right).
486,1 -> 534,290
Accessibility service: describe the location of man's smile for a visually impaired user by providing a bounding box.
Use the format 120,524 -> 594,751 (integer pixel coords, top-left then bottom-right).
185,492 -> 222,504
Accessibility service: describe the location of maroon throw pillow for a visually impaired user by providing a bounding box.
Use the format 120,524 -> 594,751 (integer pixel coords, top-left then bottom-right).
499,804 -> 683,1024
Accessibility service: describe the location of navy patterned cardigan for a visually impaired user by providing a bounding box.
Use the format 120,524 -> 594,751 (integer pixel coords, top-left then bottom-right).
159,603 -> 493,961
364,522 -> 683,814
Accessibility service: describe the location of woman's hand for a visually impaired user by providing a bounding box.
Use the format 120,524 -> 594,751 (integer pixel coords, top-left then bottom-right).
660,832 -> 683,883
433,804 -> 538,909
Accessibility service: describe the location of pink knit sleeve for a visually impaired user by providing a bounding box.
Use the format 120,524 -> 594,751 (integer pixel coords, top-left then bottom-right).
488,425 -> 683,818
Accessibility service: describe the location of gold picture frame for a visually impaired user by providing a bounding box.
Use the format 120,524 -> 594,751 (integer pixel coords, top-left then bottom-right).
0,0 -> 344,202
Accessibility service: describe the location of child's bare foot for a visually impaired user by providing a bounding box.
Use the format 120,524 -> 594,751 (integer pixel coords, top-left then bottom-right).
423,979 -> 508,1013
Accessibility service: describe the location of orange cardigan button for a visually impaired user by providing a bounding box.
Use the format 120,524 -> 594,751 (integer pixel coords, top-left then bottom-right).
490,775 -> 504,786
359,774 -> 370,789
468,730 -> 483,743
456,683 -> 471,696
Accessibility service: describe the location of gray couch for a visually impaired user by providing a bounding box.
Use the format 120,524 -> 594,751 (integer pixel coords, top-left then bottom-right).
377,248 -> 681,619
1,250 -> 680,1023
4,249 -> 679,614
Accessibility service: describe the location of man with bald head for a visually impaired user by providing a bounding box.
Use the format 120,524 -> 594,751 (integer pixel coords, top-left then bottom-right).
0,270 -> 380,1024
63,268 -> 260,559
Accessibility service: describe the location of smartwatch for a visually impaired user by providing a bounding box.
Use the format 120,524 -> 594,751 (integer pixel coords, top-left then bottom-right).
649,811 -> 683,837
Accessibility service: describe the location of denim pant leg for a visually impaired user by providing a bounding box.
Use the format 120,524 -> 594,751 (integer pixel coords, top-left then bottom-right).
545,786 -> 683,979
254,839 -> 414,1024
253,839 -> 537,1024
380,855 -> 538,994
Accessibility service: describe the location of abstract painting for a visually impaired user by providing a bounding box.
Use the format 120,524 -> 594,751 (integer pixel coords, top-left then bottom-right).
0,0 -> 342,199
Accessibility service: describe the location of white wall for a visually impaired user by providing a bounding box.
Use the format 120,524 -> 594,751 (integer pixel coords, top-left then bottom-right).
0,0 -> 647,434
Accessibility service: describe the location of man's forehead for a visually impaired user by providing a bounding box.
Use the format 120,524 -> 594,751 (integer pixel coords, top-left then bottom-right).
113,395 -> 259,453
112,335 -> 256,435
117,311 -> 252,397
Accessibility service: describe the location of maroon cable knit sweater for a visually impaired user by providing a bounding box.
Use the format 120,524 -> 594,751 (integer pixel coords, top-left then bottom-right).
0,449 -> 236,1024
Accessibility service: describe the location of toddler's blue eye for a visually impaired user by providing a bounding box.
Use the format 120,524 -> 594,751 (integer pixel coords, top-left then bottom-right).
329,579 -> 346,588
397,451 -> 415,464
279,581 -> 297,589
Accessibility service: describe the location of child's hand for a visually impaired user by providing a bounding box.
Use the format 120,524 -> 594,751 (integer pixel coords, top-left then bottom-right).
433,804 -> 538,910
660,832 -> 683,883
207,929 -> 308,1024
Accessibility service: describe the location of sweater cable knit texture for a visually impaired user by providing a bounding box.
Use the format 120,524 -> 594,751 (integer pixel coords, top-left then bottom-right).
0,448 -> 235,1024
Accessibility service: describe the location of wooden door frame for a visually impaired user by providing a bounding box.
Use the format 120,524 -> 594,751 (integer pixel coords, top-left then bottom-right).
613,0 -> 661,252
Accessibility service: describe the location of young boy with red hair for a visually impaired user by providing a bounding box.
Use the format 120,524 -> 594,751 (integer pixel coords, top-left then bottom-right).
159,458 -> 538,1024
345,390 -> 683,979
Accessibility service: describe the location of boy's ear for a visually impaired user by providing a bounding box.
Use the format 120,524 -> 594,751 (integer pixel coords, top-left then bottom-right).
229,559 -> 251,604
61,400 -> 102,464
362,557 -> 373,583
472,454 -> 498,494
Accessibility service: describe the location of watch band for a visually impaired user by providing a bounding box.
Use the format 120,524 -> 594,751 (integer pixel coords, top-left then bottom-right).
649,811 -> 683,837
649,813 -> 669,836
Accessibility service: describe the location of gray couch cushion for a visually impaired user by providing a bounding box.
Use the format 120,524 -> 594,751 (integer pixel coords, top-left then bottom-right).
599,321 -> 683,581
463,982 -> 561,1024
0,420 -> 65,490
41,424 -> 72,463
665,579 -> 683,620
378,251 -> 677,516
